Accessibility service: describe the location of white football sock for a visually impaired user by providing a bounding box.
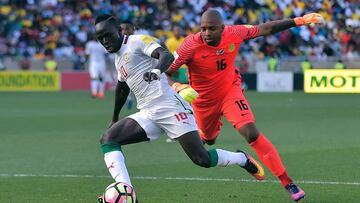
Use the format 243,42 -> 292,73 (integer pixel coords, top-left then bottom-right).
91,80 -> 98,95
98,81 -> 105,95
215,149 -> 247,167
104,151 -> 132,186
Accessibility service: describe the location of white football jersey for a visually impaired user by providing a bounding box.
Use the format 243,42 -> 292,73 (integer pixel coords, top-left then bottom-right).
114,35 -> 174,109
85,40 -> 107,67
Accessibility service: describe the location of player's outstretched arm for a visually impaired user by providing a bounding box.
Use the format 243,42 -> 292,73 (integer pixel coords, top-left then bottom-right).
258,13 -> 324,36
109,81 -> 130,128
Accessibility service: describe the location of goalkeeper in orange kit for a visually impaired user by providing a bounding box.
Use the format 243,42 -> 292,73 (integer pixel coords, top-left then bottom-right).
167,10 -> 324,201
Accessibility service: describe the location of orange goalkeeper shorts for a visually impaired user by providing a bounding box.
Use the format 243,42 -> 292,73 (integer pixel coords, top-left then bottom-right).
192,80 -> 255,142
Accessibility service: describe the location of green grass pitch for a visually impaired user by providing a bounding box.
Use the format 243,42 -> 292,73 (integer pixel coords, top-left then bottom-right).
0,91 -> 359,203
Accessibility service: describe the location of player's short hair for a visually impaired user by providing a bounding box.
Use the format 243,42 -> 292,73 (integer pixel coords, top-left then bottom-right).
95,14 -> 117,25
121,20 -> 134,25
121,20 -> 135,29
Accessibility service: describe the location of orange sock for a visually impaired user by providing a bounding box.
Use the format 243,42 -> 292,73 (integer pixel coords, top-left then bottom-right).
278,171 -> 293,187
250,133 -> 292,186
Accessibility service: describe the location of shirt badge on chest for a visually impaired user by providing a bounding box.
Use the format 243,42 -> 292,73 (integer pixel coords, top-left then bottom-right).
228,43 -> 235,52
123,53 -> 129,63
216,49 -> 224,56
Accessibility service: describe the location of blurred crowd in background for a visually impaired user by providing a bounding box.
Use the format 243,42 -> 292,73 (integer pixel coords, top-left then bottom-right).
0,0 -> 359,71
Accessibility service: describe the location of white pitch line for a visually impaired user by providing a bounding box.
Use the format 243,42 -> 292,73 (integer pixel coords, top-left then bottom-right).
0,173 -> 359,186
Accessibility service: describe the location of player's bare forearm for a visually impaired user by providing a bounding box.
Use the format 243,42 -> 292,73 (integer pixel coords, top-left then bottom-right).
258,13 -> 324,36
165,68 -> 177,86
151,47 -> 175,73
258,19 -> 296,36
166,73 -> 176,86
112,81 -> 130,122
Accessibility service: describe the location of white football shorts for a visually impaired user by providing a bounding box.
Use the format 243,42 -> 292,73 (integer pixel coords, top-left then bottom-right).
89,63 -> 106,79
128,94 -> 198,140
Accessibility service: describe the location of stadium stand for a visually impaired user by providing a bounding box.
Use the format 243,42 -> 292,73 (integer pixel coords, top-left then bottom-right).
0,0 -> 359,72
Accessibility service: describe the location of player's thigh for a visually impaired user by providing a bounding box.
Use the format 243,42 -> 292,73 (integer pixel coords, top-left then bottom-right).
89,65 -> 98,79
104,117 -> 149,145
89,64 -> 105,79
192,101 -> 223,141
128,111 -> 164,141
222,86 -> 255,130
97,66 -> 107,81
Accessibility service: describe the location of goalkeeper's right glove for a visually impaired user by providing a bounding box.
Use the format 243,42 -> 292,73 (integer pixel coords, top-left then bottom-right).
172,82 -> 198,104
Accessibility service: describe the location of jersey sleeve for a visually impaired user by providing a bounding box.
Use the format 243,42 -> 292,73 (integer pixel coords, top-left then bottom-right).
228,25 -> 260,41
170,35 -> 195,71
136,35 -> 162,57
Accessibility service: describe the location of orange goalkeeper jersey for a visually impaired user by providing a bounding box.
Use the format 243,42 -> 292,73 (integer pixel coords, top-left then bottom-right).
170,25 -> 259,101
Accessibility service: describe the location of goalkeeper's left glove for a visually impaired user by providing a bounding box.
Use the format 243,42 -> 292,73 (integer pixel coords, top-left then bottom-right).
172,82 -> 198,104
294,13 -> 325,26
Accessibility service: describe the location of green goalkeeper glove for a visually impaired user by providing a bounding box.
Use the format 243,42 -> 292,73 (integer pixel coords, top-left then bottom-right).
172,82 -> 198,104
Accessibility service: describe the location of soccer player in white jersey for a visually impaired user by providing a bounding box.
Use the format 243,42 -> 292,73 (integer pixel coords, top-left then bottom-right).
120,20 -> 136,109
94,14 -> 265,202
85,35 -> 108,98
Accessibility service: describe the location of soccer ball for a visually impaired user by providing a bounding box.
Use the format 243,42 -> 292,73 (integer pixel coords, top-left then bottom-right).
103,182 -> 137,203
